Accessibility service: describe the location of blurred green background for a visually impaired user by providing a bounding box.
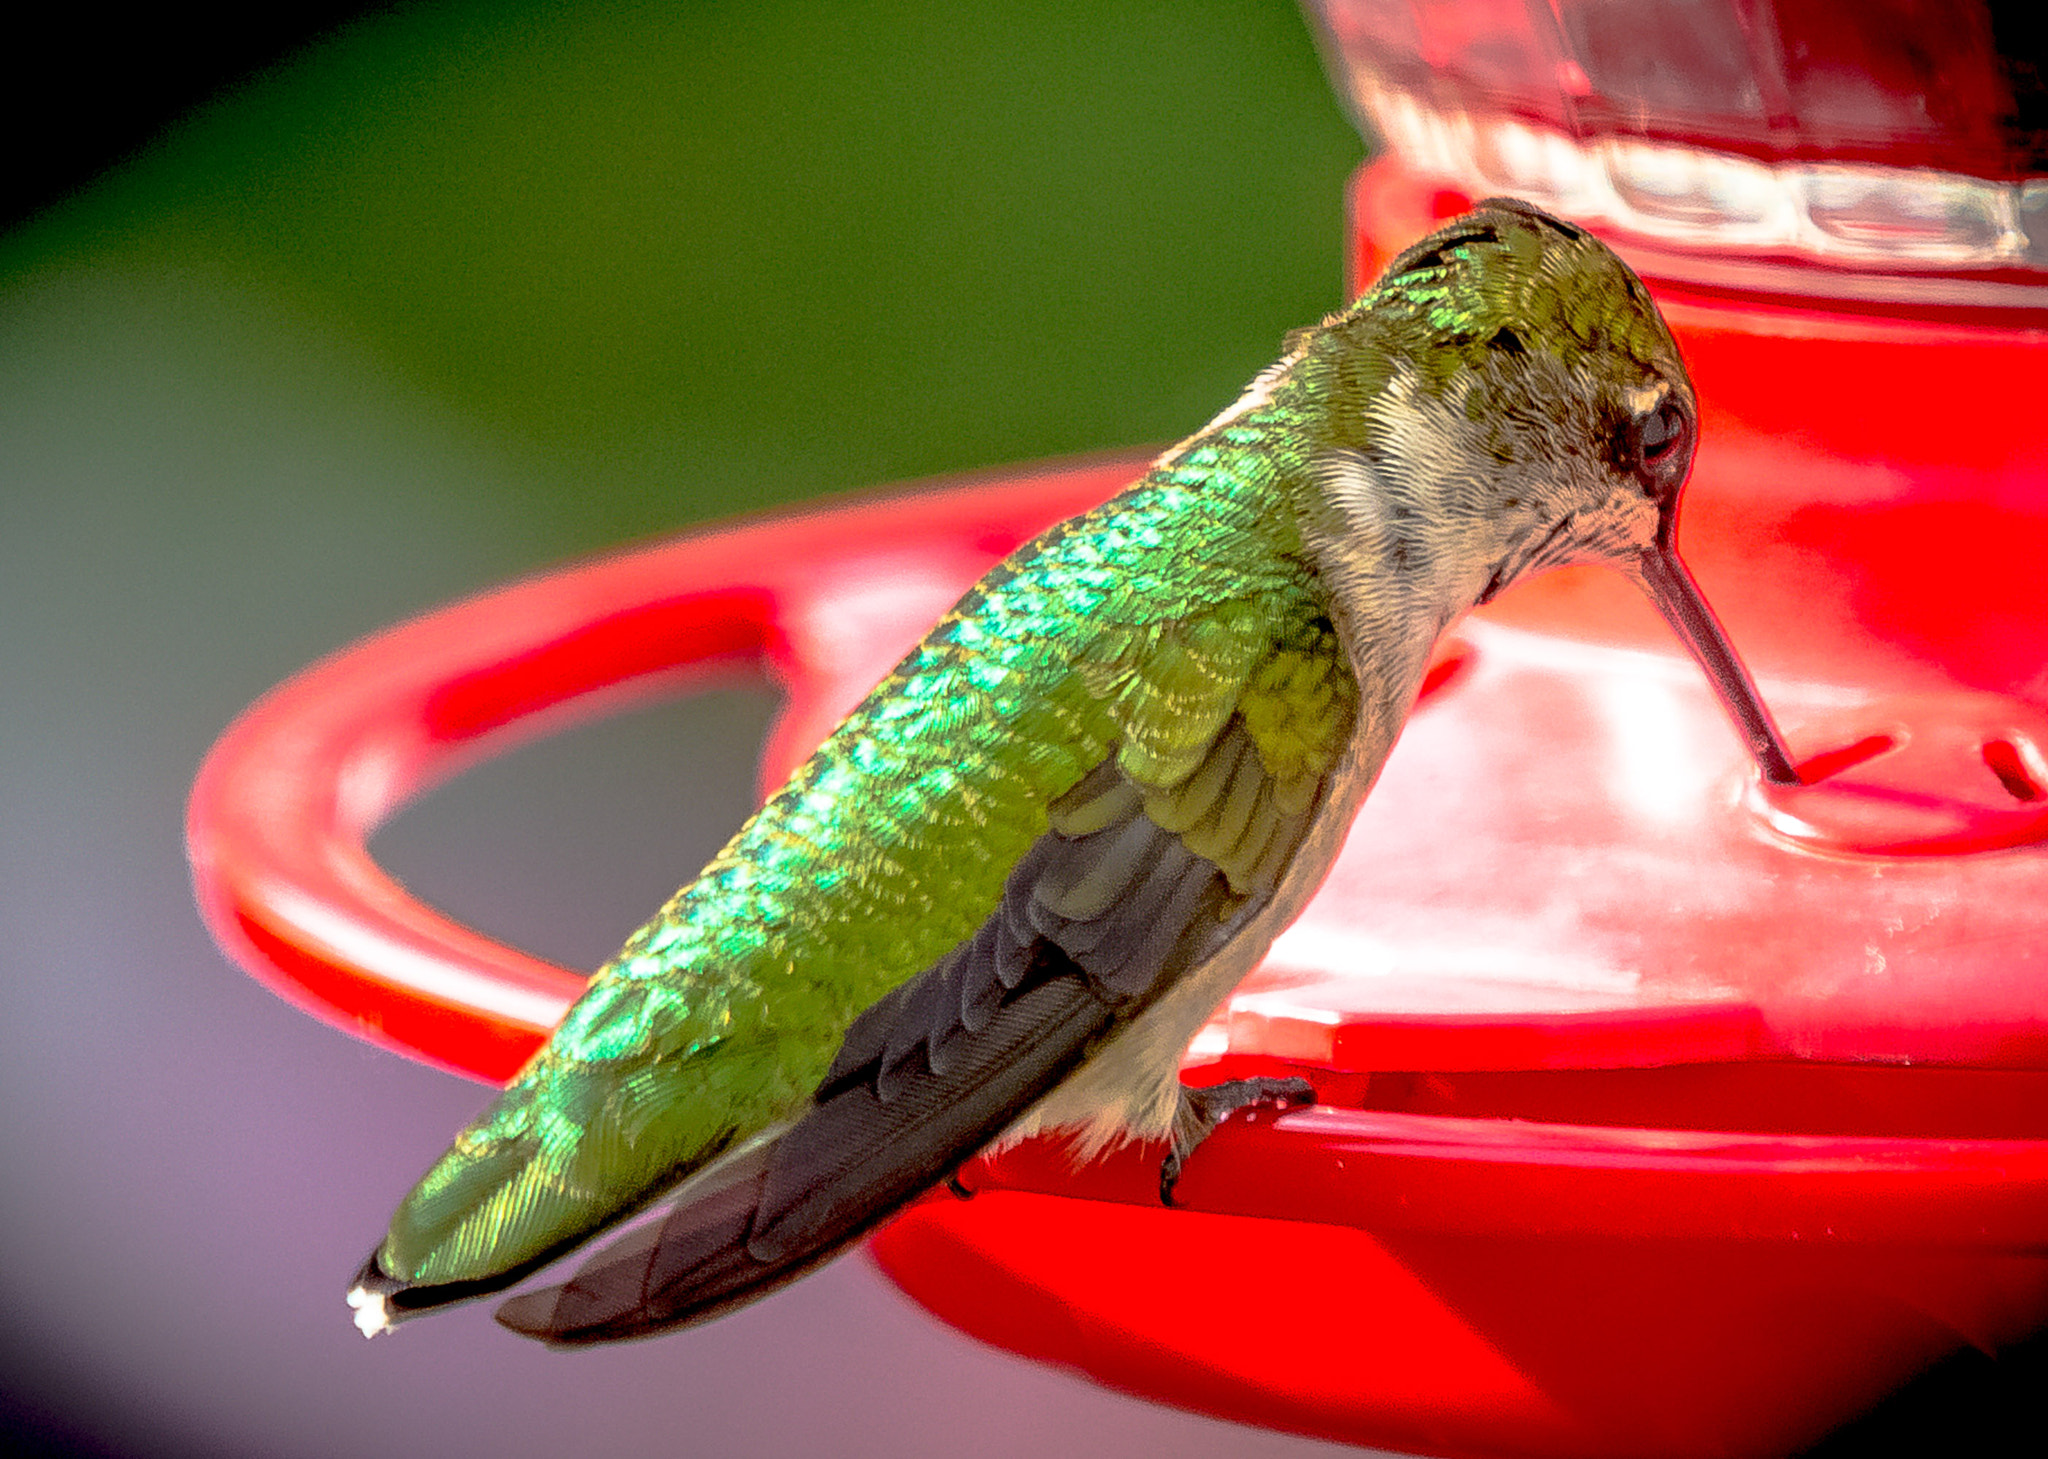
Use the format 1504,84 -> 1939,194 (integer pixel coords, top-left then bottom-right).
8,0 -> 1361,565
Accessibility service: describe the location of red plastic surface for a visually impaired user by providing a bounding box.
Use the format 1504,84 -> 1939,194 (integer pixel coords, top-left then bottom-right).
187,158 -> 2048,1457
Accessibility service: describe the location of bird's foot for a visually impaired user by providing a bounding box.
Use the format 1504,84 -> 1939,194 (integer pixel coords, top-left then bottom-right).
945,1172 -> 976,1201
1158,1075 -> 1315,1206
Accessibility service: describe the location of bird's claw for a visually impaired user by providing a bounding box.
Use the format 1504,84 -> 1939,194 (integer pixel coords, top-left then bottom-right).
1158,1075 -> 1316,1207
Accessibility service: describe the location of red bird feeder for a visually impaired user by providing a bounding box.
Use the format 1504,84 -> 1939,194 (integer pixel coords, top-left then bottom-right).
190,4 -> 2048,1455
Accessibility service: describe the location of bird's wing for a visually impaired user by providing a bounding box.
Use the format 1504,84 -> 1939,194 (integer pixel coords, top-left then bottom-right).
491,632 -> 1358,1343
355,472 -> 1356,1332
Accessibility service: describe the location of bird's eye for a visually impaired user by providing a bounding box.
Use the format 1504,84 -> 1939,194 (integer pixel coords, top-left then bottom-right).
1638,400 -> 1686,462
1624,397 -> 1692,495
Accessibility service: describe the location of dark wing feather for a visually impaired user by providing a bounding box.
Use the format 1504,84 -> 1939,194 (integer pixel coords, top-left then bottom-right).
494,753 -> 1265,1345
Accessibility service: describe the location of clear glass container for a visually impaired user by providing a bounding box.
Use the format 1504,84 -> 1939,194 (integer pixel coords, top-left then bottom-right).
1307,0 -> 2048,301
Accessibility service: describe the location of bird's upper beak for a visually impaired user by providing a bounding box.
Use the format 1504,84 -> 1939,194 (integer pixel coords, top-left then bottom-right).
1635,514 -> 1801,786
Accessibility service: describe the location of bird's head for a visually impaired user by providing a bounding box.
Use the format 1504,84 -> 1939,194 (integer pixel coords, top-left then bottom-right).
1293,197 -> 1797,783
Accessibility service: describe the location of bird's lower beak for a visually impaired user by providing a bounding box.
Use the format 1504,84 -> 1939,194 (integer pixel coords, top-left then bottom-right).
1636,543 -> 1802,786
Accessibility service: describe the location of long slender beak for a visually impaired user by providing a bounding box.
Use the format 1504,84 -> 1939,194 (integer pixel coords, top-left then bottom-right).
1636,542 -> 1802,786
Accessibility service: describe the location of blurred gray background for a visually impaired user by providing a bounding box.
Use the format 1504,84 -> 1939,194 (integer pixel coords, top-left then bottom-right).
4,2 -> 2037,1455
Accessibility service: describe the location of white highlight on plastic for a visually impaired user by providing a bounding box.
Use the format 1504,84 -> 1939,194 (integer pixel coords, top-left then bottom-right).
1589,669 -> 1715,829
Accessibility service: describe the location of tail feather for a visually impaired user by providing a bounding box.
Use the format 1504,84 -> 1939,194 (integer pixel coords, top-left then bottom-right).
494,1137 -> 793,1342
493,973 -> 1114,1343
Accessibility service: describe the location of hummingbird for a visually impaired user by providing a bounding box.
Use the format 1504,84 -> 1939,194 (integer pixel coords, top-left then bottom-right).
347,198 -> 1798,1345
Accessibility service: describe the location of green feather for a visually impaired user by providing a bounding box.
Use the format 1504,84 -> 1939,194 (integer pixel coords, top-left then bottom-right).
378,410 -> 1355,1288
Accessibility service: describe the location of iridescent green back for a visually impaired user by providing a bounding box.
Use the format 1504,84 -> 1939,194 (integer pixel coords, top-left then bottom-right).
380,396 -> 1356,1287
